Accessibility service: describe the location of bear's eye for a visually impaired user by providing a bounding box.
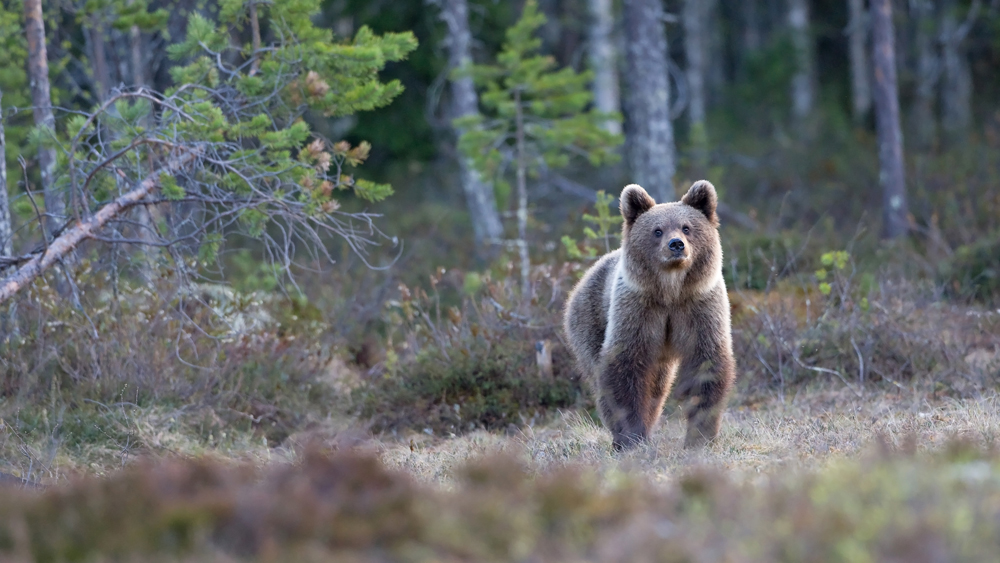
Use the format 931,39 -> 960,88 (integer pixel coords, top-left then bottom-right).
654,229 -> 663,238
682,226 -> 691,235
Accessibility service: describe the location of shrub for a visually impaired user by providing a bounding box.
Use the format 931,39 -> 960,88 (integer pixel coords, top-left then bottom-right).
940,233 -> 1000,305
355,263 -> 588,435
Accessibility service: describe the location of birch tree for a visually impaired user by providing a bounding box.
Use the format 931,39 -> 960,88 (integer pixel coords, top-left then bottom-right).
939,0 -> 980,144
912,0 -> 939,148
683,0 -> 708,154
432,0 -> 504,248
456,0 -> 621,297
622,0 -> 676,201
787,0 -> 816,124
23,0 -> 62,238
847,0 -> 872,122
587,0 -> 622,135
871,0 -> 909,239
0,92 -> 10,259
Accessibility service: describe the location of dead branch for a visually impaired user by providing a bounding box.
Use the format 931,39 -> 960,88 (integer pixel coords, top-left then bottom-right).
0,147 -> 201,304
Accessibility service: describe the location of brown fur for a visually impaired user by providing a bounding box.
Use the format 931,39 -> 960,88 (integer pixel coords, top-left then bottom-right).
564,181 -> 736,450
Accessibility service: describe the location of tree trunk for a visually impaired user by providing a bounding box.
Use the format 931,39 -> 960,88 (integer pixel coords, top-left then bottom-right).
0,91 -> 11,258
130,20 -> 145,88
90,21 -> 112,102
514,90 -> 530,299
939,0 -> 976,145
871,0 -> 909,239
912,0 -> 939,149
847,0 -> 872,123
0,148 -> 200,304
0,92 -> 16,339
24,0 -> 63,239
787,0 -> 816,123
622,0 -> 676,202
587,0 -> 622,135
249,1 -> 262,76
683,0 -> 708,154
742,0 -> 761,52
704,0 -> 725,103
436,0 -> 504,248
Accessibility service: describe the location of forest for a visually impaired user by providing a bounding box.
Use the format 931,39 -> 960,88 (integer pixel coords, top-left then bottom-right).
0,0 -> 999,560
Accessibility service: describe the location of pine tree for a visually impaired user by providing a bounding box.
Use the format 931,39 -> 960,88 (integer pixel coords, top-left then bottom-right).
0,0 -> 418,303
456,0 -> 621,298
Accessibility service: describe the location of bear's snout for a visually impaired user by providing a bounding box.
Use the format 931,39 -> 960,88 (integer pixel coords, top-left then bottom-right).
667,238 -> 685,253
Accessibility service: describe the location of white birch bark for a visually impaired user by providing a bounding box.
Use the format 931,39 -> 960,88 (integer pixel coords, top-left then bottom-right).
0,91 -> 11,259
847,0 -> 872,122
587,0 -> 622,135
683,0 -> 707,148
939,0 -> 978,143
787,0 -> 816,122
872,0 -> 909,238
24,0 -> 63,238
913,0 -> 939,147
435,0 -> 504,247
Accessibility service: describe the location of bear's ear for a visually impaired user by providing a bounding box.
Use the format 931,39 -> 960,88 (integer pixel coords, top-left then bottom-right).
681,180 -> 719,227
620,184 -> 656,225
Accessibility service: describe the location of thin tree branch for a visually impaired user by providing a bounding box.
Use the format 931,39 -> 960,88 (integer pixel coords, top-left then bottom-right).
0,147 -> 202,304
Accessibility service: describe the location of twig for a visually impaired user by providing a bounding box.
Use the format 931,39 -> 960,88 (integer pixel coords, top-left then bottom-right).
18,157 -> 48,255
792,354 -> 863,397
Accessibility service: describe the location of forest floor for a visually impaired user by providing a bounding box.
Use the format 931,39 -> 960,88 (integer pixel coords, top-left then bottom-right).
380,387 -> 1000,486
2,264 -> 1000,559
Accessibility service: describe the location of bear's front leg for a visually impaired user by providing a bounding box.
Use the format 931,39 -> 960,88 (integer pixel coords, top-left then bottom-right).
597,305 -> 669,451
674,306 -> 735,448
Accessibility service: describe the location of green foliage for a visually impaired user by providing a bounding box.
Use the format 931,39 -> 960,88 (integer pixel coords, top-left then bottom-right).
562,191 -> 622,260
940,233 -> 1000,305
46,0 -> 417,277
80,0 -> 168,32
456,0 -> 622,190
723,231 -> 817,291
357,337 -> 580,434
816,250 -> 850,296
0,0 -> 32,188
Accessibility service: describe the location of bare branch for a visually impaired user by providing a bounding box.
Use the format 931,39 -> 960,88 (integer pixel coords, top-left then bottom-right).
0,147 -> 202,304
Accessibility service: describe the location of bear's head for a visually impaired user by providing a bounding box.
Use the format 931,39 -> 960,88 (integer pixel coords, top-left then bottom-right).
618,180 -> 723,295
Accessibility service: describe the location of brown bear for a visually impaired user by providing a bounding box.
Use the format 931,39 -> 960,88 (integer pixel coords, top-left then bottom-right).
563,180 -> 735,450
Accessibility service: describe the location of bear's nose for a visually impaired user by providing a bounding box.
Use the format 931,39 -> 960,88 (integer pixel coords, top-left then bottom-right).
668,238 -> 685,252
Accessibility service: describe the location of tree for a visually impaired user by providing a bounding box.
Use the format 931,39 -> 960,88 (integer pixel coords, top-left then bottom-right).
431,0 -> 504,249
0,92 -> 10,259
871,0 -> 909,239
912,0 -> 939,148
622,0 -> 676,202
80,0 -> 168,99
0,0 -> 418,304
940,0 -> 980,145
847,0 -> 872,123
456,0 -> 622,297
683,0 -> 709,160
587,0 -> 621,135
23,0 -> 61,239
787,0 -> 816,125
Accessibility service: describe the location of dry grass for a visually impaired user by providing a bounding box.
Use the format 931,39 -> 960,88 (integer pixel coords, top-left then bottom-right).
381,389 -> 1000,485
